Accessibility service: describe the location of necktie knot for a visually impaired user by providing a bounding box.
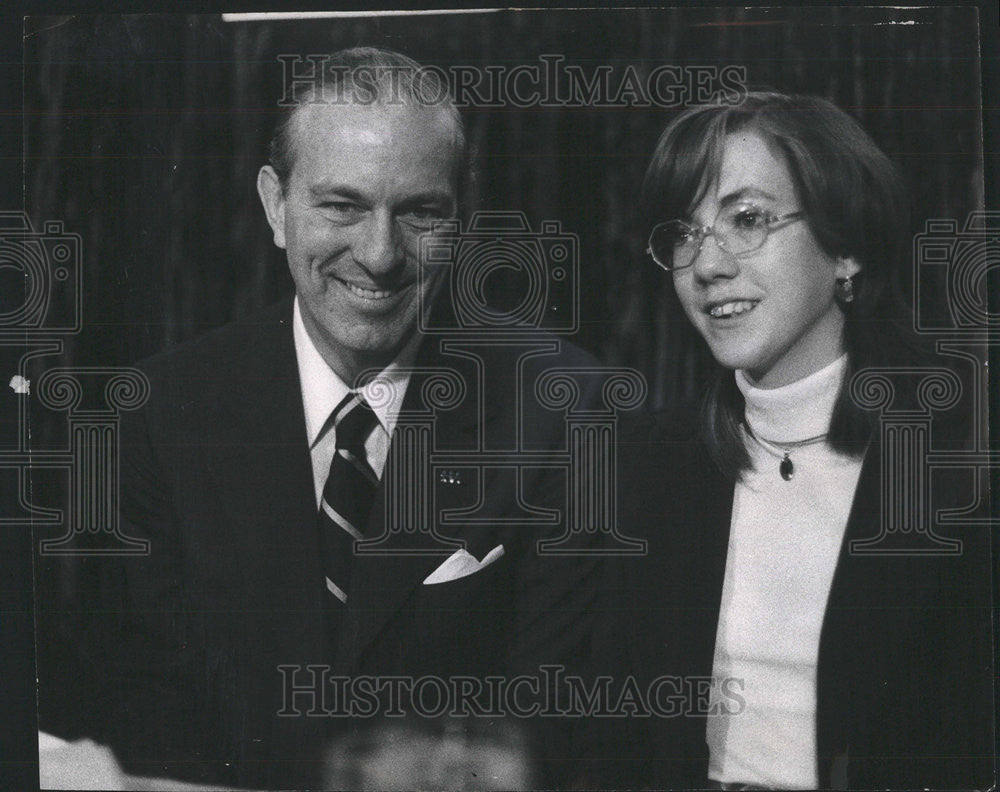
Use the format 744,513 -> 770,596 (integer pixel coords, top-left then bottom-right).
333,392 -> 378,453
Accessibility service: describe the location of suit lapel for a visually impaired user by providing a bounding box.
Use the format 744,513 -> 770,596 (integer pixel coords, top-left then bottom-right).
334,334 -> 495,674
815,439 -> 880,787
685,453 -> 735,682
209,301 -> 329,649
700,477 -> 735,668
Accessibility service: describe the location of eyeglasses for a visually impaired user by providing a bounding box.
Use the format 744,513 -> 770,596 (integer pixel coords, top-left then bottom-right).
647,204 -> 805,271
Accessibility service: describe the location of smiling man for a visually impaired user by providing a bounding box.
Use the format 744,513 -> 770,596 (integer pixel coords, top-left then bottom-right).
257,67 -> 463,384
86,47 -> 603,790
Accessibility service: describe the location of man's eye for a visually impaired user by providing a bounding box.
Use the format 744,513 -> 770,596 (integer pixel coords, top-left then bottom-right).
320,202 -> 363,219
399,208 -> 447,229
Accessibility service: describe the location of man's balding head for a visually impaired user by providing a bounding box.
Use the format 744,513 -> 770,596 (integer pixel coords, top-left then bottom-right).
268,47 -> 468,200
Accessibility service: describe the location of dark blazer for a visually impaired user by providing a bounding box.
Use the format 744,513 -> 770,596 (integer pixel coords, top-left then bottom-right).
594,407 -> 994,790
84,299 -> 604,789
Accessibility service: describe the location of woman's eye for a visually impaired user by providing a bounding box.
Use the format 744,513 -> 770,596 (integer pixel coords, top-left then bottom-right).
669,228 -> 694,246
731,207 -> 766,229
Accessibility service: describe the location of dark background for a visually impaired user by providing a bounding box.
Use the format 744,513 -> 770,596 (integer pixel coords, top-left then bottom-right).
22,6 -> 984,402
6,4 -> 996,788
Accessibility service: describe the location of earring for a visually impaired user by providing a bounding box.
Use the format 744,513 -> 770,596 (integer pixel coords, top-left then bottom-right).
835,275 -> 855,303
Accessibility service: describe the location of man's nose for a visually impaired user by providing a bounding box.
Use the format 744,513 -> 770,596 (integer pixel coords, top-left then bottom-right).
351,210 -> 405,276
690,232 -> 739,281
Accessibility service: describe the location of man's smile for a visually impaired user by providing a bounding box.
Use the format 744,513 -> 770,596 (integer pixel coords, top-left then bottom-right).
333,275 -> 406,301
328,274 -> 418,315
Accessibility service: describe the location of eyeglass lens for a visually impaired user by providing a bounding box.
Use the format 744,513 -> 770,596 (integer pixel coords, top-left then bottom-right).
650,205 -> 771,270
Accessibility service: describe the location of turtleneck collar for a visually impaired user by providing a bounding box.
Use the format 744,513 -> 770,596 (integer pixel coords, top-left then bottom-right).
735,354 -> 847,444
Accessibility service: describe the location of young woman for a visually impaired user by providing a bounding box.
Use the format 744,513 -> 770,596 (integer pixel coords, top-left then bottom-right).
604,93 -> 992,790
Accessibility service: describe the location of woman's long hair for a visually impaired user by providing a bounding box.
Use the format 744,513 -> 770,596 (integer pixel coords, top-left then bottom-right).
641,92 -> 921,480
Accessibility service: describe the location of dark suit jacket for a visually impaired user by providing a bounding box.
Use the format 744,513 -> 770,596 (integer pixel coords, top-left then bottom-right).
592,407 -> 994,790
84,299 -> 604,789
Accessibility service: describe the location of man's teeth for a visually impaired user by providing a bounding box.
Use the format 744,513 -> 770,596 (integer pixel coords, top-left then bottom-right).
708,300 -> 758,318
345,281 -> 395,299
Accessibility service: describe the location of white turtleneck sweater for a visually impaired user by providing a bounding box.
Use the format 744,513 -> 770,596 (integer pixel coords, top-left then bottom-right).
707,355 -> 864,790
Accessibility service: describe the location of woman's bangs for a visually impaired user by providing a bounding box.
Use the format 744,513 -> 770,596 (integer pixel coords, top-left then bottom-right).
643,110 -> 728,224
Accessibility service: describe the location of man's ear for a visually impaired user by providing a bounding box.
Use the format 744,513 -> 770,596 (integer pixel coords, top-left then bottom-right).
836,255 -> 861,280
257,165 -> 287,250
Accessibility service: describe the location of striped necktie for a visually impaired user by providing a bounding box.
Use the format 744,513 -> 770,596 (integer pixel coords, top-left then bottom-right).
318,391 -> 379,606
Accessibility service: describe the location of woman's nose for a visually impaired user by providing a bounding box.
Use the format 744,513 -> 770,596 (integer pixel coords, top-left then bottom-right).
690,232 -> 739,281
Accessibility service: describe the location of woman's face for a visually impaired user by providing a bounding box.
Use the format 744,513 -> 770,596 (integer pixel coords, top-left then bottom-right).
671,131 -> 860,389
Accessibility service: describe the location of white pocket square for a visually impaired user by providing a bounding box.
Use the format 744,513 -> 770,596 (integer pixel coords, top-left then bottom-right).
422,544 -> 504,585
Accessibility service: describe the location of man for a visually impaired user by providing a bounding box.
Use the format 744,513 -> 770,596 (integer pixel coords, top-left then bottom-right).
85,48 -> 603,789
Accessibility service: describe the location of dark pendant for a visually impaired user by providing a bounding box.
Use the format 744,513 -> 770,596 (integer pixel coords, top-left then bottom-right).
780,453 -> 794,481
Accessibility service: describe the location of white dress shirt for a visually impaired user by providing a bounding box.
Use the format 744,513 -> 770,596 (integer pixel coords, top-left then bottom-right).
292,298 -> 418,507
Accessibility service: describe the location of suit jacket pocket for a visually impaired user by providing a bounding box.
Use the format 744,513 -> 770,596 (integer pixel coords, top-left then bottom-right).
400,558 -> 510,677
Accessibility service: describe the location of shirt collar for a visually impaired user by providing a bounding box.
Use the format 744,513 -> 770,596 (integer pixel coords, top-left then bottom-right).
293,297 -> 417,448
735,353 -> 847,444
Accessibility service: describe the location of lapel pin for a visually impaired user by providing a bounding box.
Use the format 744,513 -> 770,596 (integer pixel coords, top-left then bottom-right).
438,469 -> 462,485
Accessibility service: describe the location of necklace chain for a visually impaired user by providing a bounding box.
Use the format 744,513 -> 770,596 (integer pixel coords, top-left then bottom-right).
746,426 -> 829,455
743,423 -> 829,481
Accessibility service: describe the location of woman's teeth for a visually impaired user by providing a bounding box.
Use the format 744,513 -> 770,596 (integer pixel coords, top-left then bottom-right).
708,300 -> 758,318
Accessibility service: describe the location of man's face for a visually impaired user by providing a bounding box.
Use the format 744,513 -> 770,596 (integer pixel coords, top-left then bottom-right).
259,100 -> 459,382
